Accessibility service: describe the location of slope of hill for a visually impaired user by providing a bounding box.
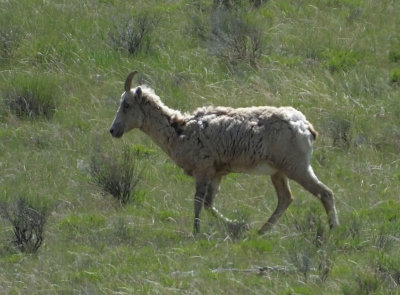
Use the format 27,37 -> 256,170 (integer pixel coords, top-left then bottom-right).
1,0 -> 399,293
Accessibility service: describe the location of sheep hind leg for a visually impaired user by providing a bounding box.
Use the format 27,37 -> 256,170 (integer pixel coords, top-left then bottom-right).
291,166 -> 339,229
204,177 -> 236,225
258,172 -> 293,234
208,207 -> 236,224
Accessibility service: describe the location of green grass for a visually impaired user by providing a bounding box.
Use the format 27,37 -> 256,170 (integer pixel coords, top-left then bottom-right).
1,0 -> 400,293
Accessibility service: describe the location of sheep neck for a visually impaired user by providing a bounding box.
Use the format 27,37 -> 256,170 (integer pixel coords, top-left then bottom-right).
139,102 -> 181,157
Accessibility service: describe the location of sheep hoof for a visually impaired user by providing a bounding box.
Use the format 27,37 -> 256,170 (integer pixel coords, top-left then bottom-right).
193,218 -> 201,234
258,223 -> 273,234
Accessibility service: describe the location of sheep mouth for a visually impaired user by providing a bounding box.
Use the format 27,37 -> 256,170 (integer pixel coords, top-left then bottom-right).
112,131 -> 124,138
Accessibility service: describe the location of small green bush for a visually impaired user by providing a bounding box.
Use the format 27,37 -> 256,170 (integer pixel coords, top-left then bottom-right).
389,68 -> 400,85
322,49 -> 360,72
2,74 -> 59,119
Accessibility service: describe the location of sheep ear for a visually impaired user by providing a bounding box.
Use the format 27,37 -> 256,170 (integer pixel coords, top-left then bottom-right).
136,87 -> 142,98
124,71 -> 138,92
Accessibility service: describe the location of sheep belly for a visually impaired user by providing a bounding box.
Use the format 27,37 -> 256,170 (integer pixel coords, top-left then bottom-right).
234,161 -> 278,175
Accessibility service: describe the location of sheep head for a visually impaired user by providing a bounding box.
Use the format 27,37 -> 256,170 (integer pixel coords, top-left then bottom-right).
109,71 -> 144,138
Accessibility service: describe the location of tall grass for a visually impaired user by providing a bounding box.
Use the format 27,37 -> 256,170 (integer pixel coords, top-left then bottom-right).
1,74 -> 59,119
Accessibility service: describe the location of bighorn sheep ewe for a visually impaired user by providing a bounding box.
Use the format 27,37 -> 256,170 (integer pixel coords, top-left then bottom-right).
110,71 -> 339,233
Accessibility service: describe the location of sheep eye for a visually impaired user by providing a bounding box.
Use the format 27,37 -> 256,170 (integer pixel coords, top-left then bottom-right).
123,102 -> 130,110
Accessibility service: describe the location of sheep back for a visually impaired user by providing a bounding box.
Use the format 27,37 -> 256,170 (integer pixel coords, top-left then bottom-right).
176,106 -> 316,175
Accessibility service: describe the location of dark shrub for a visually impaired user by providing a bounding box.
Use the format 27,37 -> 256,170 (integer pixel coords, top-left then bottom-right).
90,148 -> 140,205
0,198 -> 47,253
108,14 -> 156,56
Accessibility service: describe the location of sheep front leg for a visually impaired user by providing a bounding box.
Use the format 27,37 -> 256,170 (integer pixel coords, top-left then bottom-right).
193,180 -> 208,234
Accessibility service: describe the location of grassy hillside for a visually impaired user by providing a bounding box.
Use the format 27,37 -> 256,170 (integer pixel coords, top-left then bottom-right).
1,0 -> 399,293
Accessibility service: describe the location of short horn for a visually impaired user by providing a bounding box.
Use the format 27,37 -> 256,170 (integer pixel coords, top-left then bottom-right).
124,71 -> 138,92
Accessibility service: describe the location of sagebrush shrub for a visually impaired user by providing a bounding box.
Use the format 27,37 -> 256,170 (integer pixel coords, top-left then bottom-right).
326,115 -> 352,147
0,198 -> 47,253
90,148 -> 140,204
209,10 -> 263,67
108,14 -> 156,55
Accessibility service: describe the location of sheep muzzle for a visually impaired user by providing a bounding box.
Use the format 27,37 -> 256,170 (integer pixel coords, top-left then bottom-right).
109,123 -> 124,138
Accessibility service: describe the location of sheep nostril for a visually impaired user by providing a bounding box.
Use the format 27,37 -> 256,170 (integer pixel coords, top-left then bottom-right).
110,128 -> 114,134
